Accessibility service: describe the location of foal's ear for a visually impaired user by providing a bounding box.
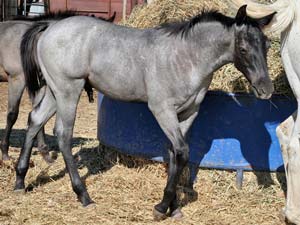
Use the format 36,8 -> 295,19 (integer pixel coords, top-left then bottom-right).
235,5 -> 247,25
255,12 -> 277,28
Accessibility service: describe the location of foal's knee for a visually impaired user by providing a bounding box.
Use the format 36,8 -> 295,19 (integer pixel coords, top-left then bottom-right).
175,143 -> 189,166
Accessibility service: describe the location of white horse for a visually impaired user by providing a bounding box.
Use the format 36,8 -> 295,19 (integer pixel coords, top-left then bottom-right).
231,0 -> 300,224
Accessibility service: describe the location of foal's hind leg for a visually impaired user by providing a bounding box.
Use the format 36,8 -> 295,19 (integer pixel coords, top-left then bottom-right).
54,82 -> 93,206
1,74 -> 25,161
149,103 -> 190,221
31,90 -> 56,164
14,87 -> 56,191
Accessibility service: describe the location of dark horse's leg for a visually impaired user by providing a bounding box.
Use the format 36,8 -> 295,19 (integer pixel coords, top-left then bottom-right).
1,74 -> 25,161
14,87 -> 56,191
54,82 -> 93,206
149,103 -> 190,221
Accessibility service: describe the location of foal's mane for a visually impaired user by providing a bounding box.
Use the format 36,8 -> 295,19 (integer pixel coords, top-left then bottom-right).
159,9 -> 261,38
12,10 -> 78,21
159,10 -> 234,38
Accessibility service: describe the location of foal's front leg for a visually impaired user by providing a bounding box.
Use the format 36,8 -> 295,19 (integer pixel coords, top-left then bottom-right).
149,103 -> 189,221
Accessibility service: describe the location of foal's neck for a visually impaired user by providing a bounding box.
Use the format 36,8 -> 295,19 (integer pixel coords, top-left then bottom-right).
189,22 -> 235,74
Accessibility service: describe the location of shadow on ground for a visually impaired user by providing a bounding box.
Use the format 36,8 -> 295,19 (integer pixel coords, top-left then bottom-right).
1,128 -> 287,210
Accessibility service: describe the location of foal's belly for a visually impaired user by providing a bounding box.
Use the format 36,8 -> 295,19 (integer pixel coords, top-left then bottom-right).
88,72 -> 147,102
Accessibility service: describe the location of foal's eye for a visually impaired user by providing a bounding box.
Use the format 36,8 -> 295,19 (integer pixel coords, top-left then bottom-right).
240,48 -> 247,55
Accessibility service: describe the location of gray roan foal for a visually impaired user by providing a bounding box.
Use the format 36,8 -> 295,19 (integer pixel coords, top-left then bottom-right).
0,11 -> 115,162
16,5 -> 275,220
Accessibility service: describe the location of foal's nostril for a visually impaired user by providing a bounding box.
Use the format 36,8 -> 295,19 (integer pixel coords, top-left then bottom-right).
258,78 -> 274,95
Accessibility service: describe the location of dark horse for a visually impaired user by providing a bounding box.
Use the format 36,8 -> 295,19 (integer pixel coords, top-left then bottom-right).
16,6 -> 275,220
0,11 -> 115,161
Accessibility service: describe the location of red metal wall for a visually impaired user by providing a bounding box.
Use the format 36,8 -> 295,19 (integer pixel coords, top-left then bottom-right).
49,0 -> 144,21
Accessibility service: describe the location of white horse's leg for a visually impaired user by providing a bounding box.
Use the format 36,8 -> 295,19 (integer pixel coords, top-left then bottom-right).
280,42 -> 300,224
276,112 -> 295,175
285,113 -> 300,224
276,111 -> 297,215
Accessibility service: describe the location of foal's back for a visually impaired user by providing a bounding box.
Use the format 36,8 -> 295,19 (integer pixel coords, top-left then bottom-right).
38,16 -> 195,102
38,16 -> 162,101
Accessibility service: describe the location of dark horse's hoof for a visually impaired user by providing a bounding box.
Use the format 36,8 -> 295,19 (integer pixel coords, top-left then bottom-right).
153,208 -> 167,221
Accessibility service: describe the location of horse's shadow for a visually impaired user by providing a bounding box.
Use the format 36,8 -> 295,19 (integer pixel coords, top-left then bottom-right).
75,144 -> 199,208
0,128 -> 91,151
1,128 -> 197,208
3,129 -> 191,204
0,129 -> 108,189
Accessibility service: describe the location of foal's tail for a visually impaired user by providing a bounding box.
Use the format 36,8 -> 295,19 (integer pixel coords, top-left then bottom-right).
21,22 -> 49,97
230,0 -> 297,33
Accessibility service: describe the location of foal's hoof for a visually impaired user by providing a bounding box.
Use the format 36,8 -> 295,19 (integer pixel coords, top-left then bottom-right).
82,200 -> 95,207
78,194 -> 95,207
170,208 -> 184,219
41,151 -> 58,164
13,188 -> 25,195
153,208 -> 167,221
84,202 -> 96,210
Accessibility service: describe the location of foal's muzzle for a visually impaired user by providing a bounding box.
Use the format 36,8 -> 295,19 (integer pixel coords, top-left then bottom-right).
252,78 -> 274,100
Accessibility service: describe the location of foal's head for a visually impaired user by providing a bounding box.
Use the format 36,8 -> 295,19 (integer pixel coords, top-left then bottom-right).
233,5 -> 276,99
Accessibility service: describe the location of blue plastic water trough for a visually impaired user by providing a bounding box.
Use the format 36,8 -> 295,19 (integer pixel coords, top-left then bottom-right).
97,91 -> 296,187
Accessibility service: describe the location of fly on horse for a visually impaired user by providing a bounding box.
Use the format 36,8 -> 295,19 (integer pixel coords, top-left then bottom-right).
231,0 -> 300,224
16,6 -> 275,220
0,11 -> 116,162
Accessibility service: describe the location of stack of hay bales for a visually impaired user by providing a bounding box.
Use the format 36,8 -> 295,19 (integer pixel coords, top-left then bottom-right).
121,0 -> 291,95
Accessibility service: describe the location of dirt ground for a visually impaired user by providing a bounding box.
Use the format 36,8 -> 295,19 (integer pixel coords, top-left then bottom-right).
0,82 -> 288,225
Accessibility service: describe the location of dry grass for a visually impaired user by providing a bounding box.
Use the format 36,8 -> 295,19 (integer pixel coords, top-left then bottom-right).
0,82 -> 287,224
121,0 -> 229,28
121,0 -> 291,95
